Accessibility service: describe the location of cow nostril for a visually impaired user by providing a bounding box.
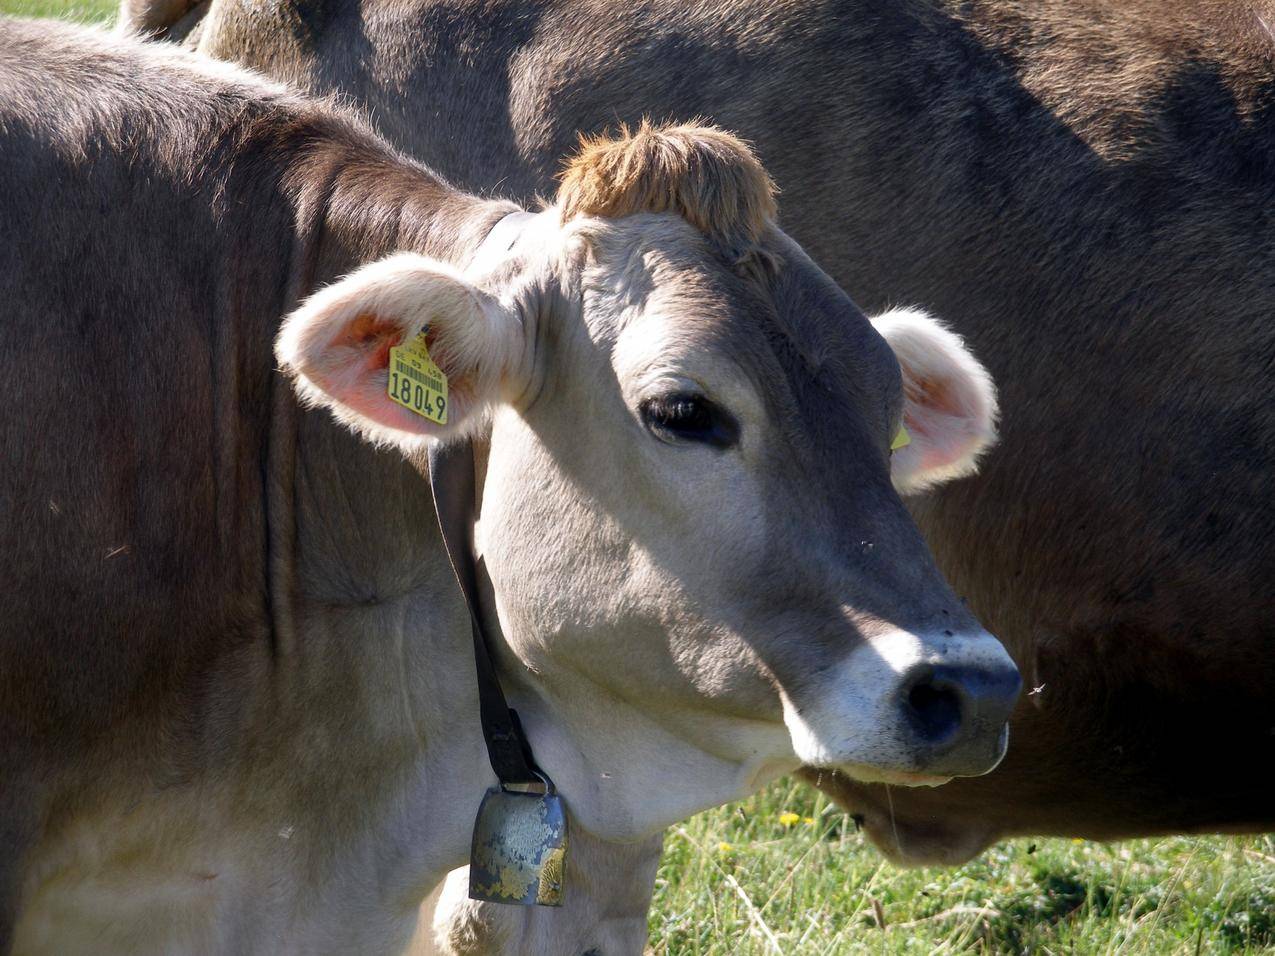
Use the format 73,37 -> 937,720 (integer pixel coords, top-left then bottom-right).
906,679 -> 963,744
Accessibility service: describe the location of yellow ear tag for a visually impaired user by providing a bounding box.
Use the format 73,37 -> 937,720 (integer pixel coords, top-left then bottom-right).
891,425 -> 911,451
387,332 -> 449,425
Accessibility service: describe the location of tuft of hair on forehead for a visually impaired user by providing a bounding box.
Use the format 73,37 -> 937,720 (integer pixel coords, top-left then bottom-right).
556,119 -> 779,262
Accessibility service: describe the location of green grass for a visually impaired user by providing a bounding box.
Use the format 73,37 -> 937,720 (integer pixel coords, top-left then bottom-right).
7,1 -> 1275,952
0,0 -> 114,21
650,778 -> 1275,954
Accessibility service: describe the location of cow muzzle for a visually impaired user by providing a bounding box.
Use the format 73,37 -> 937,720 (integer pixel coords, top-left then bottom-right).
896,659 -> 1020,777
783,628 -> 1020,782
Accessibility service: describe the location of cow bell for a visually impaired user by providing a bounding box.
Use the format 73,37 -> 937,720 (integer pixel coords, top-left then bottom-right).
469,783 -> 568,906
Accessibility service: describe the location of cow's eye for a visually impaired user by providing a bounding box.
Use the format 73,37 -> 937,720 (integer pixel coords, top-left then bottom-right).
640,393 -> 738,448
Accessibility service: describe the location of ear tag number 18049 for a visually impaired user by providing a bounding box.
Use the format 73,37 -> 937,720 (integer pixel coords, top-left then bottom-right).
388,332 -> 448,425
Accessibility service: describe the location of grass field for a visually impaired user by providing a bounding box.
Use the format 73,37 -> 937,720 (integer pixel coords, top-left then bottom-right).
649,780 -> 1275,954
7,2 -> 1275,953
1,0 -> 113,20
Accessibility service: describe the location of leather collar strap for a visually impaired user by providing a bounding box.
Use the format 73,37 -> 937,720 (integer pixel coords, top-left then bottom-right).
426,209 -> 548,789
428,439 -> 547,788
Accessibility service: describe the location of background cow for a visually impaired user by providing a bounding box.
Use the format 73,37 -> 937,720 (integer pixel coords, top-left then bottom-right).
0,19 -> 1018,953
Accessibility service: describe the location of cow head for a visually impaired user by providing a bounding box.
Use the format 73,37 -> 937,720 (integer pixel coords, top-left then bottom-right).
275,122 -> 1019,841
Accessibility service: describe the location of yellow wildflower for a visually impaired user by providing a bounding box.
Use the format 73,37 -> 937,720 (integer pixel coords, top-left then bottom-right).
717,841 -> 733,853
778,812 -> 800,827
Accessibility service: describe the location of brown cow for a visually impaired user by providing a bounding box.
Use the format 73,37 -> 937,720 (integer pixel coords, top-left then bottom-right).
146,0 -> 1275,860
126,0 -> 1275,951
0,18 -> 1020,954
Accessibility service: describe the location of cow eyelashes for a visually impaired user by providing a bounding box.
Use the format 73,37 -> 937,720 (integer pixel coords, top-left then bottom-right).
640,392 -> 739,448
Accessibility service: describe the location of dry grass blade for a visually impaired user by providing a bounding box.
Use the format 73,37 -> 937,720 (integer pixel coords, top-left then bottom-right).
884,904 -> 1001,931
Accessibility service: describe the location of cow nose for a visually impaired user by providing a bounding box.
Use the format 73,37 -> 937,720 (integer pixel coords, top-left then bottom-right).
900,663 -> 1022,775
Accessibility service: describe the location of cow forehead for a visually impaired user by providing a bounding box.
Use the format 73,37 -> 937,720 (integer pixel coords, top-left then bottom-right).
572,214 -> 902,426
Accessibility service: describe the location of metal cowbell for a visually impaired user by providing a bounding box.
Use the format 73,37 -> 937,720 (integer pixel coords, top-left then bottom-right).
468,785 -> 568,906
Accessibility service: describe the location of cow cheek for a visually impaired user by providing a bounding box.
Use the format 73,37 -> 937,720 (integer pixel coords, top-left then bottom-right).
479,452 -> 630,665
668,625 -> 777,712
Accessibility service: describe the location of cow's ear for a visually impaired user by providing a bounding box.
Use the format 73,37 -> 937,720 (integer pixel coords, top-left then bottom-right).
276,253 -> 523,451
872,308 -> 998,495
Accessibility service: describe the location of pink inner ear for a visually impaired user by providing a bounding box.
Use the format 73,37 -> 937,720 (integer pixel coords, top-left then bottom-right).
904,374 -> 964,418
903,372 -> 970,468
332,312 -> 402,372
902,377 -> 980,473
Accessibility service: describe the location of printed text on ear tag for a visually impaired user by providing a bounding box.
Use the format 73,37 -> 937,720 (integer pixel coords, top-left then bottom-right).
891,425 -> 911,451
388,332 -> 448,425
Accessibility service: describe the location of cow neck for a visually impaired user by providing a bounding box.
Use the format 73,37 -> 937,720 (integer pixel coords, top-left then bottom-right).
298,131 -> 521,277
469,210 -> 539,271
